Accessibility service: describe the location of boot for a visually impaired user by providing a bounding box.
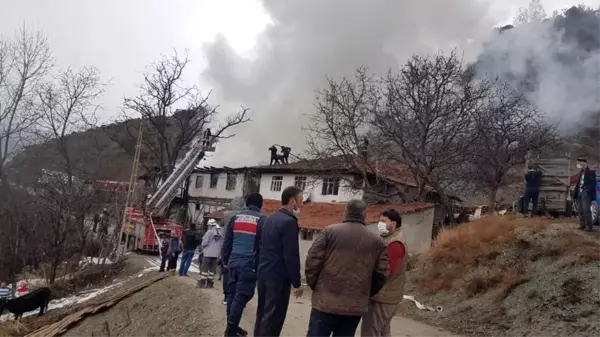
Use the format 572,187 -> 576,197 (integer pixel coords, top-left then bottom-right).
197,279 -> 207,288
224,325 -> 243,337
206,279 -> 214,288
237,327 -> 248,336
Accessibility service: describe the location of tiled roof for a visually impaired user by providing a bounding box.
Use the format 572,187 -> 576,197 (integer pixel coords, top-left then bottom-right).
205,199 -> 433,230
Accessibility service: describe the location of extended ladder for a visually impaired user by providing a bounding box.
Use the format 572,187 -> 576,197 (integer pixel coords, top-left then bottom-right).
145,130 -> 215,217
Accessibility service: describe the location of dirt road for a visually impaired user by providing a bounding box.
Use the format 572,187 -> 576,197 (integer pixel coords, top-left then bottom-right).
65,265 -> 459,337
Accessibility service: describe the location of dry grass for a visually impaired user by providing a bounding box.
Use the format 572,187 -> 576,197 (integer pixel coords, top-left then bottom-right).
412,215 -> 600,297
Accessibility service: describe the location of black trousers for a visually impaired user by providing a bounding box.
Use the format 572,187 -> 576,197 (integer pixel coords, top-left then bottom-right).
159,253 -> 169,272
254,280 -> 291,337
306,309 -> 361,337
522,188 -> 540,215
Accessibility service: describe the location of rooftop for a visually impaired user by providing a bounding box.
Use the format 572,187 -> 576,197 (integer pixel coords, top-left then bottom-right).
205,199 -> 433,230
193,156 -> 417,187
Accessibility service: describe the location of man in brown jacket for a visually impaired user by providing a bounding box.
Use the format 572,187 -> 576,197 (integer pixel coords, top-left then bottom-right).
305,199 -> 389,337
361,209 -> 407,337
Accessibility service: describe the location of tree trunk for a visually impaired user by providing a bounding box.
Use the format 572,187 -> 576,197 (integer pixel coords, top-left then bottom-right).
489,187 -> 499,212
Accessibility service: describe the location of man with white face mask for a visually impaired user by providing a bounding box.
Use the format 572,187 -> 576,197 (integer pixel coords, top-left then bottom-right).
254,186 -> 304,337
573,157 -> 597,232
362,209 -> 407,337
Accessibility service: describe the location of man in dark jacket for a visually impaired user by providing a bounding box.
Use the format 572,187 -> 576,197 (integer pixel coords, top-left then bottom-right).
221,193 -> 266,337
254,186 -> 303,337
573,157 -> 597,232
179,223 -> 200,276
305,199 -> 389,337
220,197 -> 246,304
158,234 -> 171,272
523,164 -> 543,216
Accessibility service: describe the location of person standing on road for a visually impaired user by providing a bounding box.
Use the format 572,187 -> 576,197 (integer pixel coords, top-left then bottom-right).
361,209 -> 407,337
198,219 -> 224,288
167,230 -> 181,272
522,164 -> 543,216
158,233 -> 171,272
179,223 -> 200,276
221,197 -> 246,305
254,186 -> 304,337
573,157 -> 597,232
305,199 -> 389,337
221,193 -> 266,337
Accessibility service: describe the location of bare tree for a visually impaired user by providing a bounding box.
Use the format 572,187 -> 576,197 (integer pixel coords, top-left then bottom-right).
467,82 -> 559,207
112,51 -> 250,186
372,51 -> 490,215
306,67 -> 414,201
31,66 -> 105,283
514,0 -> 547,25
0,26 -> 53,185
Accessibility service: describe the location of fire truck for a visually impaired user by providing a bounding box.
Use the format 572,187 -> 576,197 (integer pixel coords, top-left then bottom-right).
120,129 -> 215,254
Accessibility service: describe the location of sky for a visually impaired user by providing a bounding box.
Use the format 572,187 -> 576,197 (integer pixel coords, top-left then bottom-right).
0,0 -> 598,167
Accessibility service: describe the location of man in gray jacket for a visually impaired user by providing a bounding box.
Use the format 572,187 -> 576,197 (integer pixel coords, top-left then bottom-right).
198,219 -> 224,288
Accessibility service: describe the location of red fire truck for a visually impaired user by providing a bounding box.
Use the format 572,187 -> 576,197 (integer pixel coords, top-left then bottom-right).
124,207 -> 183,253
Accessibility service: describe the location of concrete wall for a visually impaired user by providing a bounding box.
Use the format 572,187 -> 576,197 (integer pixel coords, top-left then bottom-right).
258,173 -> 363,203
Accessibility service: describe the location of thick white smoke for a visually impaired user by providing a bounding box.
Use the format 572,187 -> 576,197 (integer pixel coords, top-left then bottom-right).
476,8 -> 600,132
201,0 -> 497,166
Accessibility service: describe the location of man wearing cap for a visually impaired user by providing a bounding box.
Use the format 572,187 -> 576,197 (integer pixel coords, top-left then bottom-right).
573,157 -> 597,232
198,219 -> 223,288
361,209 -> 407,337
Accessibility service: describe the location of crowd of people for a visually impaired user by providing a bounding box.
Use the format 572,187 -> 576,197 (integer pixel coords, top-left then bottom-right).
203,186 -> 408,337
156,185 -> 407,336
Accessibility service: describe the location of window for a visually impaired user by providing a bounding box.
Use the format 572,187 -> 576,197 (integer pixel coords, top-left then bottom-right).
209,173 -> 219,189
195,175 -> 204,189
270,176 -> 283,192
321,177 -> 340,196
226,173 -> 237,191
294,176 -> 307,191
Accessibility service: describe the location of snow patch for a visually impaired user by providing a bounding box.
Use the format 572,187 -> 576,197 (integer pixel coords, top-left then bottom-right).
0,266 -> 156,322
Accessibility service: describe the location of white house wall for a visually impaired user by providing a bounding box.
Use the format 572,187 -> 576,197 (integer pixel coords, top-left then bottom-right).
258,173 -> 363,203
188,172 -> 245,199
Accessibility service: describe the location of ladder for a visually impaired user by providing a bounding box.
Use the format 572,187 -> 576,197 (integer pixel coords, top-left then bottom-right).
145,130 -> 215,217
116,123 -> 144,257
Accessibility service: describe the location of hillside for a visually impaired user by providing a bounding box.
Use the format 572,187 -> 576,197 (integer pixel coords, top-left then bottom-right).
399,215 -> 600,337
7,116 -> 195,183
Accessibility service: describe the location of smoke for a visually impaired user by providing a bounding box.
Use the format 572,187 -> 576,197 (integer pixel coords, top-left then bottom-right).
475,6 -> 600,132
201,0 -> 497,166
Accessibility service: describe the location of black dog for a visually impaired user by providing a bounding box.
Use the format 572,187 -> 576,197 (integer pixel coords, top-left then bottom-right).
0,287 -> 51,320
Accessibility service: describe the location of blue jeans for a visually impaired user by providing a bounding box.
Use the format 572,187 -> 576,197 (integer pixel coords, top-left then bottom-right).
226,264 -> 256,328
178,249 -> 195,276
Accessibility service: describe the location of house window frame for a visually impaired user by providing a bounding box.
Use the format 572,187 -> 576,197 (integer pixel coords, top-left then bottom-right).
225,173 -> 237,191
195,175 -> 204,189
209,173 -> 219,189
270,175 -> 283,192
321,177 -> 340,196
294,176 -> 307,191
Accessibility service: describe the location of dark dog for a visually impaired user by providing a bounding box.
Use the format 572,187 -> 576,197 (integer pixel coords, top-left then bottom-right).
0,287 -> 51,320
